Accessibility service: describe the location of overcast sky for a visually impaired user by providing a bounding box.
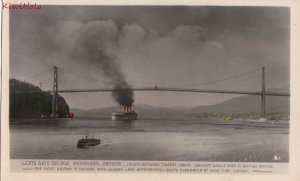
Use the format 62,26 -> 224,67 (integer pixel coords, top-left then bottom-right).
10,6 -> 290,109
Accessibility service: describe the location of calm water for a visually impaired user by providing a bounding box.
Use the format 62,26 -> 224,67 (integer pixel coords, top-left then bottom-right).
10,117 -> 289,162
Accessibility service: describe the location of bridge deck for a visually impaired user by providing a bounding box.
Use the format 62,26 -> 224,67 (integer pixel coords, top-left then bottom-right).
14,87 -> 290,97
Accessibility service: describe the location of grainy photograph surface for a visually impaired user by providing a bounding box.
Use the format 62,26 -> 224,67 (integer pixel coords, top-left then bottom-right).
9,6 -> 290,163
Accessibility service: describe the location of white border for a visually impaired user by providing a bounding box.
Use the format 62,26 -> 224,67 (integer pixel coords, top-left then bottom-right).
1,0 -> 300,180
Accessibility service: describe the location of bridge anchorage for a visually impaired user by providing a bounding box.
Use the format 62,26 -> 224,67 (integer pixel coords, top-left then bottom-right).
41,66 -> 291,120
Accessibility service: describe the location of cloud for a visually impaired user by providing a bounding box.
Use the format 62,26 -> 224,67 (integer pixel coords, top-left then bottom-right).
9,7 -> 289,108
168,25 -> 207,46
119,23 -> 147,50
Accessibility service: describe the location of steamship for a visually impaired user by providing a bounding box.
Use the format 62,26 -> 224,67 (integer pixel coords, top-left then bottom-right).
112,106 -> 138,121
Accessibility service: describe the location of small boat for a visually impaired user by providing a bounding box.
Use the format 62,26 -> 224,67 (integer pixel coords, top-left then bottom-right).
77,133 -> 101,148
224,115 -> 233,121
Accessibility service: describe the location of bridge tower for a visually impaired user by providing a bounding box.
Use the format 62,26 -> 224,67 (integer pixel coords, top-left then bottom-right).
261,66 -> 266,118
52,66 -> 58,119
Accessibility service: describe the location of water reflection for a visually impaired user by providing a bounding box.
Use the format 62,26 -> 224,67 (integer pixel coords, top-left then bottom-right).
113,120 -> 135,130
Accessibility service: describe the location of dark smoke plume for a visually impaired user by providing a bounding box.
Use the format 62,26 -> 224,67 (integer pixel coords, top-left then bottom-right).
62,20 -> 134,106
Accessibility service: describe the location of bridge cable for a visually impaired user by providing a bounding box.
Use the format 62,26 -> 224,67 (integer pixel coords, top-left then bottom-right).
171,68 -> 261,88
57,67 -> 116,85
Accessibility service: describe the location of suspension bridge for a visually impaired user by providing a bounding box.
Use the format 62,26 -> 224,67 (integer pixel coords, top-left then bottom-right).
14,66 -> 290,119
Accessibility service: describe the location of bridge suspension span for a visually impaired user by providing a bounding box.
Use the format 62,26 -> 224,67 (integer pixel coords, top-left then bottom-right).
14,66 -> 290,119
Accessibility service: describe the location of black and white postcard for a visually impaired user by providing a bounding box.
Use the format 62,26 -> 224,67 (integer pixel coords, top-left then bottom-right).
1,0 -> 300,181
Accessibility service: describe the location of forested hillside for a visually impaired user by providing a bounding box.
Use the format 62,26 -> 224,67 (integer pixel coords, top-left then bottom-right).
10,79 -> 70,119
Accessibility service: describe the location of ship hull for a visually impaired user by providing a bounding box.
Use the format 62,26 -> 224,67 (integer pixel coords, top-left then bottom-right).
77,138 -> 101,148
112,112 -> 137,121
112,115 -> 137,121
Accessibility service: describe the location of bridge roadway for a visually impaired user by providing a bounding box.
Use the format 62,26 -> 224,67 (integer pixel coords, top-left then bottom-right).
48,87 -> 290,97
